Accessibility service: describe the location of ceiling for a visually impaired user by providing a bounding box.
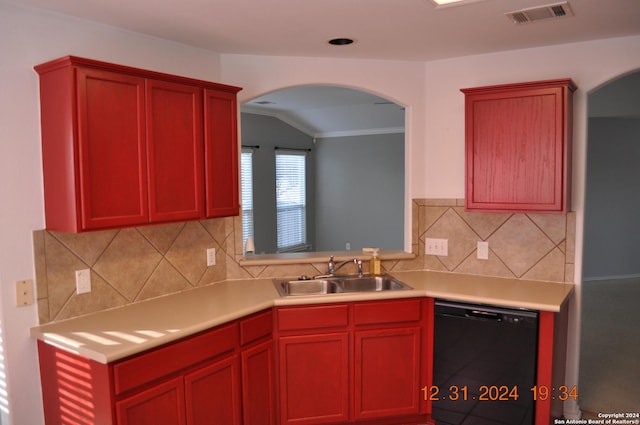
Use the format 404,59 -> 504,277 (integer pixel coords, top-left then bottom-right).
242,86 -> 406,138
14,0 -> 640,62
14,0 -> 640,134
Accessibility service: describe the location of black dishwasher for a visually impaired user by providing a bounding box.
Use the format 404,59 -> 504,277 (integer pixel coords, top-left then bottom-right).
432,300 -> 538,425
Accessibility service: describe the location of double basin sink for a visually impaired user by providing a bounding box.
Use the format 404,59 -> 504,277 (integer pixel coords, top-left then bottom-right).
273,274 -> 413,297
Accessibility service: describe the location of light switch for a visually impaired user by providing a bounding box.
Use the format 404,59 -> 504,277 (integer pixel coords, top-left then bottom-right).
425,238 -> 448,256
207,248 -> 216,266
477,241 -> 489,260
16,279 -> 34,306
75,269 -> 91,294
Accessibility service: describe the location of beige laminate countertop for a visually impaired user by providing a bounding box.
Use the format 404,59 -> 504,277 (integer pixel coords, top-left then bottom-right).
31,271 -> 574,364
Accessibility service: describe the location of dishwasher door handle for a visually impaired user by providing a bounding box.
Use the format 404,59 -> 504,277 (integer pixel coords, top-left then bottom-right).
465,309 -> 502,321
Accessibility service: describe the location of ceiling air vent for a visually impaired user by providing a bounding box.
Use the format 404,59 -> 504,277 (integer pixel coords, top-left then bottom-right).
505,1 -> 573,24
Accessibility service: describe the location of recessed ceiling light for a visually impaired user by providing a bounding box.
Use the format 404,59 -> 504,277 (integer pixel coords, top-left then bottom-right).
328,38 -> 355,46
430,0 -> 485,8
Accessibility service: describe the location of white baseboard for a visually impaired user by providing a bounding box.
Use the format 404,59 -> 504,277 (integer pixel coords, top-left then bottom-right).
563,399 -> 582,420
582,273 -> 640,282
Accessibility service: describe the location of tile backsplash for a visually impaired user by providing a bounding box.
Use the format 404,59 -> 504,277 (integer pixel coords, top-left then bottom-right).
407,199 -> 575,283
33,218 -> 235,323
33,199 -> 575,324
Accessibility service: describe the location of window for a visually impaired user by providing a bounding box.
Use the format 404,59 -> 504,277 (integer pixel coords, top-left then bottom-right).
276,150 -> 307,252
0,323 -> 8,419
240,149 -> 254,245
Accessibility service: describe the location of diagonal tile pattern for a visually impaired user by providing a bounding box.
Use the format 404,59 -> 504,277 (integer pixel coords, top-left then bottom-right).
165,221 -> 215,284
34,218 -> 230,323
416,199 -> 574,281
489,214 -> 555,277
93,228 -> 163,301
33,199 -> 575,324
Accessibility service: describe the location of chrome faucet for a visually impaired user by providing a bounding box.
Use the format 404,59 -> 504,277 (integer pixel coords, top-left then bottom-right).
327,255 -> 363,276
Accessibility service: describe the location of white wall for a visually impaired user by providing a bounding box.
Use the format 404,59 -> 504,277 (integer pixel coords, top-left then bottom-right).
0,2 -> 221,424
2,0 -> 639,421
221,36 -> 640,418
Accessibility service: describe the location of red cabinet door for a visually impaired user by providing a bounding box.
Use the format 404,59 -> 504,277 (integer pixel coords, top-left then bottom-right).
116,377 -> 186,425
204,89 -> 239,217
77,67 -> 148,230
278,333 -> 349,425
241,340 -> 276,425
184,355 -> 242,425
354,327 -> 422,420
462,79 -> 575,212
37,56 -> 242,232
146,80 -> 204,223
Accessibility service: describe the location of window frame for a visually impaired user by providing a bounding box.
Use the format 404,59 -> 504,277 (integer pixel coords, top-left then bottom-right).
240,148 -> 254,249
275,149 -> 308,252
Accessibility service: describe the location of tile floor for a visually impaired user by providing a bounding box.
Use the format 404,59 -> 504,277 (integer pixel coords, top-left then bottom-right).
579,278 -> 640,414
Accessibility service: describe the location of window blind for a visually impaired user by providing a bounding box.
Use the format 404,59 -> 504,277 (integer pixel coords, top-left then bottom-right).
240,150 -> 254,245
275,151 -> 307,252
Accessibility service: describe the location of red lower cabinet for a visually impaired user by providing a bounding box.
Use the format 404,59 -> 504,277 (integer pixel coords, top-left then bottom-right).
117,377 -> 186,425
354,327 -> 422,419
275,299 -> 429,425
37,298 -> 567,425
117,356 -> 242,425
241,340 -> 276,425
185,355 -> 241,425
37,311 -> 275,425
278,333 -> 350,425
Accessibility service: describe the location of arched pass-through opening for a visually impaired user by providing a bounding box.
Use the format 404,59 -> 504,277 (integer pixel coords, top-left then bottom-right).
240,85 -> 407,256
579,69 -> 640,415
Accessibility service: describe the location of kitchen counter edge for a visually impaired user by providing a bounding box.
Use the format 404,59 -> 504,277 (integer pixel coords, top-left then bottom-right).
31,271 -> 574,364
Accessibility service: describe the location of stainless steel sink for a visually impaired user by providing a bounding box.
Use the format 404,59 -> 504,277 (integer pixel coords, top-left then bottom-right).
274,279 -> 339,297
273,274 -> 412,297
334,275 -> 412,292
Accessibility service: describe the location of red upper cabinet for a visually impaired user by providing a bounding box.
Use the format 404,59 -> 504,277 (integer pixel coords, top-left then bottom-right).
204,89 -> 240,217
39,64 -> 149,231
462,79 -> 576,213
35,56 -> 241,232
146,79 -> 204,223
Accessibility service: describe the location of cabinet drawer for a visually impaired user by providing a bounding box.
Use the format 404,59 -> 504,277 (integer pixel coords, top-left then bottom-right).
240,309 -> 273,346
277,304 -> 349,331
113,322 -> 238,394
354,299 -> 422,326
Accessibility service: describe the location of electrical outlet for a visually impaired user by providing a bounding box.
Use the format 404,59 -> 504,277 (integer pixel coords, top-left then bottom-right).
346,242 -> 351,250
425,238 -> 448,256
75,269 -> 91,294
15,279 -> 34,306
207,248 -> 216,266
477,241 -> 489,260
